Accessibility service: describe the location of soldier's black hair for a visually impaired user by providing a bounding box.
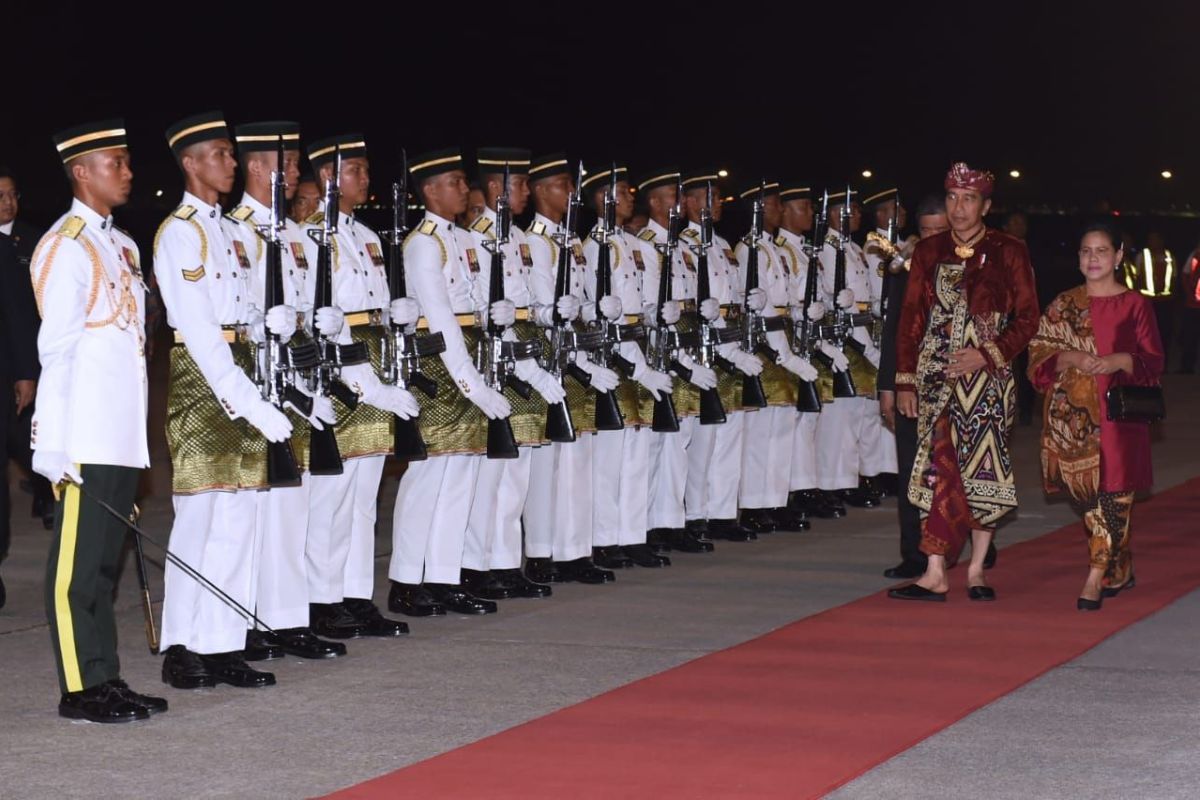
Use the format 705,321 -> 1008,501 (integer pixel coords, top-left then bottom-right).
1079,219 -> 1123,252
914,194 -> 944,220
0,165 -> 14,185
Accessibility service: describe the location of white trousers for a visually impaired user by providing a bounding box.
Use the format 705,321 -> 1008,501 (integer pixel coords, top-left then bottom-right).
647,417 -> 693,530
464,447 -> 532,571
306,455 -> 386,603
524,436 -> 593,562
815,396 -> 867,490
251,473 -> 310,630
686,410 -> 745,521
859,397 -> 898,476
739,406 -> 796,509
390,453 -> 480,585
789,412 -> 821,492
159,490 -> 258,655
592,426 -> 650,546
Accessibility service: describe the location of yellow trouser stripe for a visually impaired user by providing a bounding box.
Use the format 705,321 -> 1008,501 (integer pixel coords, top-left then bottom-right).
54,480 -> 83,692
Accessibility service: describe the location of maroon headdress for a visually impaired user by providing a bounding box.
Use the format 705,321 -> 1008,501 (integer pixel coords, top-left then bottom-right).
944,162 -> 995,197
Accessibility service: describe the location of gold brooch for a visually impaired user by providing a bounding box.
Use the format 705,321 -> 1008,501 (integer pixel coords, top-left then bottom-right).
952,228 -> 987,260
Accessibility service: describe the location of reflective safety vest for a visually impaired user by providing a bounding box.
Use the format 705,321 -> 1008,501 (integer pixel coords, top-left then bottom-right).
1123,248 -> 1174,299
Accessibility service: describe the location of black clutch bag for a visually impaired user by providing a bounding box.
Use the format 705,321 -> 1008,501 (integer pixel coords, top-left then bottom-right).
1105,384 -> 1165,423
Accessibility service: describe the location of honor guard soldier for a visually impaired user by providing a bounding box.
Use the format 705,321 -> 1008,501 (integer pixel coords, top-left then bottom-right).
816,189 -> 883,509
387,147 -> 510,616
36,120 -> 166,722
733,181 -> 810,533
462,147 -> 565,599
156,111 -> 296,690
224,121 -> 346,658
521,153 -> 617,585
299,133 -> 417,637
580,165 -> 673,571
634,167 -> 716,559
678,170 -> 763,543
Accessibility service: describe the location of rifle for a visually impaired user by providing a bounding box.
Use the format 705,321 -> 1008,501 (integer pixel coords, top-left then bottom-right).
129,503 -> 158,654
380,151 -> 445,461
306,146 -> 369,473
689,180 -> 729,425
646,178 -> 684,433
791,190 -> 825,413
812,185 -> 860,398
543,161 -> 605,441
867,193 -> 900,348
252,135 -> 319,485
476,162 -> 541,459
735,181 -> 772,408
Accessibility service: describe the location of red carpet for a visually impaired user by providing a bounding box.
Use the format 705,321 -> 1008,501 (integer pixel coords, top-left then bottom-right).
327,478 -> 1200,799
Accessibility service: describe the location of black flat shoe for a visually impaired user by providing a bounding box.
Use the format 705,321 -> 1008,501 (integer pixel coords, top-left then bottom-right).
200,652 -> 276,688
106,679 -> 168,715
739,509 -> 776,534
769,507 -> 810,531
818,491 -> 848,518
310,602 -> 371,638
646,528 -> 673,554
524,557 -> 564,584
59,683 -> 150,723
244,629 -> 285,661
0,574 -> 5,611
266,627 -> 348,657
670,527 -> 713,553
494,568 -> 552,598
344,598 -> 410,637
593,545 -> 634,569
161,645 -> 217,690
1077,596 -> 1103,611
707,519 -> 757,542
1102,574 -> 1135,598
839,488 -> 880,509
967,585 -> 996,601
623,544 -> 670,568
427,584 -> 498,615
883,560 -> 927,580
556,557 -> 615,584
387,583 -> 447,617
460,569 -> 514,600
887,584 -> 948,602
983,542 -> 998,570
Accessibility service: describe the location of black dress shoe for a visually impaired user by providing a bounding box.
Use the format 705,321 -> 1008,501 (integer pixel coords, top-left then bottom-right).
0,574 -> 5,611
107,679 -> 168,715
646,528 -> 673,554
668,528 -> 711,553
875,473 -> 899,497
623,544 -> 671,568
983,542 -> 998,570
426,584 -> 498,615
244,629 -> 285,661
267,627 -> 348,657
387,583 -> 447,617
818,491 -> 848,518
59,683 -> 150,723
461,568 -> 514,600
557,557 -> 615,584
792,490 -> 842,519
860,476 -> 885,503
199,652 -> 276,688
310,602 -> 371,638
707,519 -> 757,542
883,560 -> 928,580
593,545 -> 634,569
161,645 -> 217,690
1077,596 -> 1103,611
769,507 -> 810,531
967,585 -> 996,601
344,598 -> 410,636
524,557 -> 564,584
494,568 -> 552,598
839,488 -> 880,508
1102,573 -> 1135,598
887,584 -> 948,602
739,509 -> 776,534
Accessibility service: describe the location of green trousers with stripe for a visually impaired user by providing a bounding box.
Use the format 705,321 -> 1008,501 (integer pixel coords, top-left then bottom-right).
44,465 -> 140,695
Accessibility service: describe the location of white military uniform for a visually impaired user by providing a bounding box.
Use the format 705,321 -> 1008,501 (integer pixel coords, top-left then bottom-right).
157,192 -> 259,655
733,229 -> 796,511
464,207 -> 558,573
523,212 -> 594,563
390,211 -> 485,585
815,227 -> 872,491
775,226 -> 823,495
226,193 -> 314,631
299,208 -> 392,603
860,227 -> 900,477
581,224 -> 653,547
681,222 -> 746,523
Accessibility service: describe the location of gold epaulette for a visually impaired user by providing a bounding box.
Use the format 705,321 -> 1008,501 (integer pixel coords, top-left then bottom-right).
774,234 -> 787,247
680,228 -> 699,240
227,205 -> 255,222
637,228 -> 657,241
469,216 -> 493,235
57,216 -> 85,240
528,220 -> 548,237
173,205 -> 198,221
304,211 -> 325,225
417,220 -> 438,236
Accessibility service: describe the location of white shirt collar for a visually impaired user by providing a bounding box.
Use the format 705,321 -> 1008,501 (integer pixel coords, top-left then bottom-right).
425,210 -> 456,232
0,220 -> 13,236
70,197 -> 114,232
534,212 -> 562,233
182,191 -> 220,219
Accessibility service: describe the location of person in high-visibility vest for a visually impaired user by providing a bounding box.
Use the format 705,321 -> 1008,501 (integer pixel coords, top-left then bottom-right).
1122,231 -> 1176,366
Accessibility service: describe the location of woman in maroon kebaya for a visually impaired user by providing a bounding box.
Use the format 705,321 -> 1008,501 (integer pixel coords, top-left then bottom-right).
1028,221 -> 1164,610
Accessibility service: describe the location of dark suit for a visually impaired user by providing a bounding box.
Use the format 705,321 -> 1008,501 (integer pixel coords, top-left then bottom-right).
1,220 -> 42,562
877,267 -> 924,568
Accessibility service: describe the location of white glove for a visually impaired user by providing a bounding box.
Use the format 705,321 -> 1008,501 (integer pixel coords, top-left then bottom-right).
246,308 -> 267,344
244,399 -> 294,443
390,297 -> 421,327
365,383 -> 420,419
687,362 -> 718,390
32,451 -> 82,486
577,357 -> 620,392
747,287 -> 768,312
283,385 -> 337,431
556,295 -> 581,322
315,306 -> 345,338
851,327 -> 875,348
529,369 -> 567,404
490,299 -> 517,327
457,368 -> 512,419
633,363 -> 674,400
599,294 -> 623,321
819,341 -> 850,372
732,349 -> 764,376
789,305 -> 805,323
837,288 -> 856,310
700,298 -> 721,321
807,301 -> 827,321
265,304 -> 298,340
780,353 -> 819,382
660,301 -> 681,325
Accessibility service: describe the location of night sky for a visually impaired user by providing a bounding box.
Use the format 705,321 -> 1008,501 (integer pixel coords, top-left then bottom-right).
4,1 -> 1198,229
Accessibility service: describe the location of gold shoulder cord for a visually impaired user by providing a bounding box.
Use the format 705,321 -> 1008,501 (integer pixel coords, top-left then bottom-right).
153,215 -> 209,264
402,226 -> 448,267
